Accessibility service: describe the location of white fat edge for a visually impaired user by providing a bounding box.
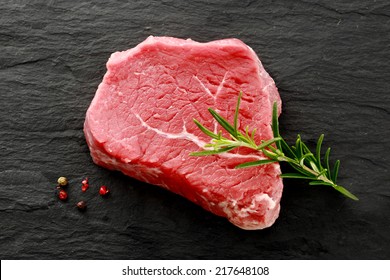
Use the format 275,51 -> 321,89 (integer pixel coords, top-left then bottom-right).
218,201 -> 233,219
218,193 -> 277,219
145,167 -> 163,177
218,193 -> 279,230
252,193 -> 276,210
94,149 -> 119,166
123,158 -> 131,163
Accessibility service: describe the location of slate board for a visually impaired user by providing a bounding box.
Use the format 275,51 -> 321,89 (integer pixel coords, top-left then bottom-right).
1,0 -> 389,259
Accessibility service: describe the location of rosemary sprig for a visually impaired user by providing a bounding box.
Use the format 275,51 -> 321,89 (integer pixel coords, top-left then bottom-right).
191,91 -> 358,201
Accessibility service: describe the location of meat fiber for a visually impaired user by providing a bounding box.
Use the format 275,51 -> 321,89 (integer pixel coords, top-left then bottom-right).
84,36 -> 283,229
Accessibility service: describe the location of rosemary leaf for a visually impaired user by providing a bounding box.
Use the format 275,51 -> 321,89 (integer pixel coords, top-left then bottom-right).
309,181 -> 334,187
190,146 -> 235,156
251,128 -> 256,142
300,141 -> 317,163
279,138 -> 295,159
299,153 -> 314,167
316,134 -> 324,170
257,137 -> 282,150
272,102 -> 281,138
332,160 -> 340,183
208,109 -> 236,137
333,185 -> 359,201
280,173 -> 314,180
233,91 -> 243,133
309,160 -> 320,172
262,148 -> 278,160
296,135 -> 303,159
289,162 -> 316,177
235,159 -> 278,169
193,119 -> 219,139
324,147 -> 331,178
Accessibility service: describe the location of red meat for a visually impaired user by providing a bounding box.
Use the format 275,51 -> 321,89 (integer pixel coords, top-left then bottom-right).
84,36 -> 283,229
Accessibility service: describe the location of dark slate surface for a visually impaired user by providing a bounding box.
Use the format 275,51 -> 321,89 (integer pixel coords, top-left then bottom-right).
1,0 -> 389,259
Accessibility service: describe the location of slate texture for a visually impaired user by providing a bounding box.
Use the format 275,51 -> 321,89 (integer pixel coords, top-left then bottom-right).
0,0 -> 389,259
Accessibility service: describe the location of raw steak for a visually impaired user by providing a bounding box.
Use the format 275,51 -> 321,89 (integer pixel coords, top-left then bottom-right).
84,36 -> 283,229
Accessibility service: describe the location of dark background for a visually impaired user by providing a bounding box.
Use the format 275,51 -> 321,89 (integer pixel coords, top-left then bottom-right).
1,0 -> 389,259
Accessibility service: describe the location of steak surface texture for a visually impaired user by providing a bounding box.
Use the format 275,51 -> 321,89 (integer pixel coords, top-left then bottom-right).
84,36 -> 283,229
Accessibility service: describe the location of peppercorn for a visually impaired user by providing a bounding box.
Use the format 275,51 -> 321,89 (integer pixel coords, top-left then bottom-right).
58,189 -> 68,201
76,200 -> 87,211
81,177 -> 89,192
99,185 -> 110,196
57,176 -> 68,187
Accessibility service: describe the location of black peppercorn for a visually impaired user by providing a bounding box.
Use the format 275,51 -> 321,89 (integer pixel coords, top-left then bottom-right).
76,201 -> 87,211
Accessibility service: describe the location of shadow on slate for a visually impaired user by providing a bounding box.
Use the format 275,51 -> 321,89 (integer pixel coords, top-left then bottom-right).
0,0 -> 389,259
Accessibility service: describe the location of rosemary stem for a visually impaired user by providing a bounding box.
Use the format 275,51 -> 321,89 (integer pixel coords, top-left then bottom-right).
292,160 -> 335,186
277,155 -> 336,186
191,92 -> 358,200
